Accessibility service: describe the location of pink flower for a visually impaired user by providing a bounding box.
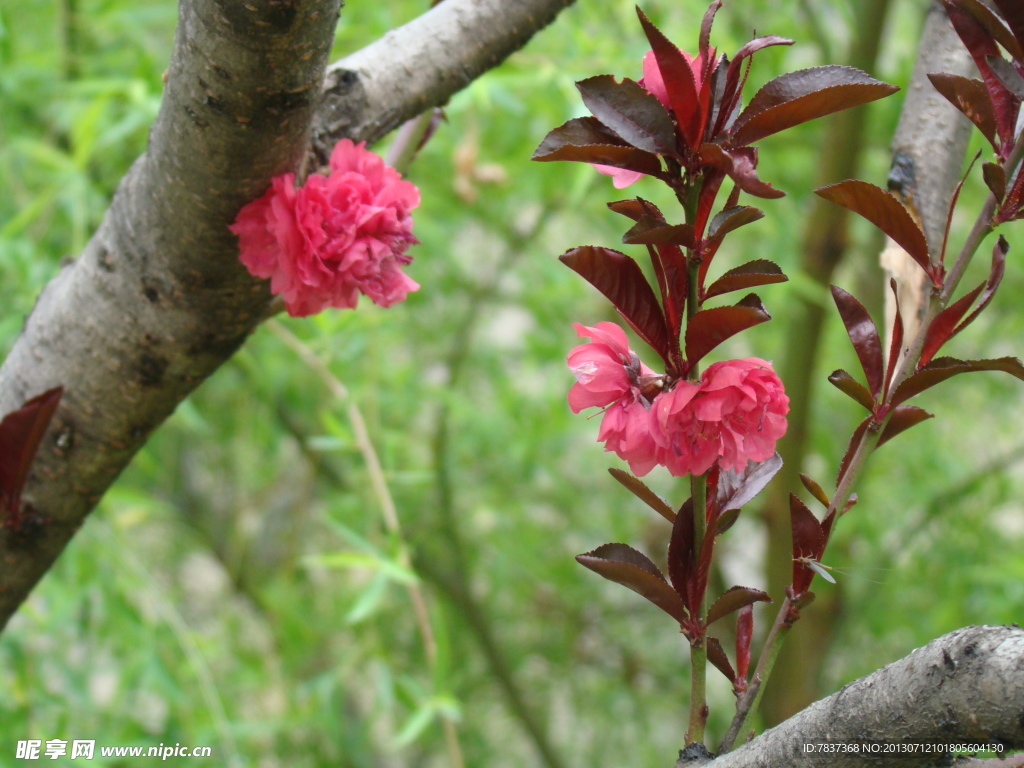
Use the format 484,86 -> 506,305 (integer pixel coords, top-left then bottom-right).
230,139 -> 420,317
592,48 -> 709,189
567,322 -> 661,475
652,358 -> 789,475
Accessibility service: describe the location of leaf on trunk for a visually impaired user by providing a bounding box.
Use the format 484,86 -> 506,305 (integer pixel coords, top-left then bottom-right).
577,75 -> 678,157
0,386 -> 63,523
816,181 -> 930,275
706,586 -> 771,626
608,467 -> 676,523
577,543 -> 688,624
560,246 -> 670,361
731,66 -> 898,146
685,294 -> 770,367
831,285 -> 884,398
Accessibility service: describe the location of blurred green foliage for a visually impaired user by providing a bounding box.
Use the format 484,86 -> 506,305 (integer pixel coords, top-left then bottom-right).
1,0 -> 1023,765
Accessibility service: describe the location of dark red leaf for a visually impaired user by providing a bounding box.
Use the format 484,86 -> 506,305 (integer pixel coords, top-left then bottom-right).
884,279 -> 905,399
831,285 -> 884,398
623,217 -> 696,247
954,0 -> 1024,59
532,117 -> 665,176
667,498 -> 696,611
799,473 -> 830,508
708,206 -> 765,241
0,386 -> 63,522
817,181 -> 930,275
836,416 -> 871,489
637,7 -> 706,150
731,66 -> 898,146
577,543 -> 689,624
735,605 -> 753,683
927,73 -> 999,151
716,508 -> 740,535
577,75 -> 678,157
919,282 -> 985,368
699,144 -> 784,199
878,405 -> 934,447
534,116 -> 626,155
707,586 -> 771,626
608,197 -> 665,222
707,637 -> 735,681
954,235 -> 1008,335
827,369 -> 876,411
560,246 -> 670,361
685,296 -> 770,367
990,0 -> 1024,54
790,494 -> 825,594
699,1 -> 723,57
608,467 -> 676,523
704,260 -> 786,300
984,162 -> 1007,202
988,55 -> 1024,99
892,356 -> 1024,406
717,452 -> 783,514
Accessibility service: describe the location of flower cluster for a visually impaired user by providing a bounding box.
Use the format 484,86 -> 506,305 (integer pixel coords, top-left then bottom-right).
230,139 -> 420,317
568,322 -> 789,476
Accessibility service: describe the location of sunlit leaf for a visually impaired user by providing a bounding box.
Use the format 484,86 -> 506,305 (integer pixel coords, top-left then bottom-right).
637,7 -> 705,149
577,75 -> 678,157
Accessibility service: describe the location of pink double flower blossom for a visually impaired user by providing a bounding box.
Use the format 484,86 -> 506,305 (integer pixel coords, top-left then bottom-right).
568,323 -> 789,476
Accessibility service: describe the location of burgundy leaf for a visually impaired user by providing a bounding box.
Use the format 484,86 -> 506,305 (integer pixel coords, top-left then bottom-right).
560,246 -> 670,361
534,116 -> 627,156
623,218 -> 696,247
577,75 -> 678,157
708,206 -> 765,241
799,473 -> 830,508
532,117 -> 665,176
0,386 -> 63,523
608,197 -> 665,222
684,296 -> 770,367
637,7 -> 706,150
983,161 -> 1007,202
577,544 -> 689,625
988,55 -> 1024,99
790,493 -> 825,594
827,369 -> 876,411
694,504 -> 719,620
955,0 -> 1024,59
927,73 -> 999,151
990,0 -> 1024,54
699,2 -> 723,57
699,144 -> 784,199
717,452 -> 783,513
731,66 -> 898,146
817,181 -> 930,275
919,282 -> 985,368
953,235 -> 1008,336
716,508 -> 741,535
707,586 -> 771,626
878,405 -> 934,447
608,467 -> 676,523
892,356 -> 1024,406
836,416 -> 871,489
884,279 -> 905,399
667,498 -> 696,606
831,285 -> 884,398
735,605 -> 753,683
704,260 -> 786,300
707,637 -> 735,682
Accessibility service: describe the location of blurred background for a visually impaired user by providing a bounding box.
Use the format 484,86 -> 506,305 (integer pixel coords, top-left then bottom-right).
1,0 -> 1022,765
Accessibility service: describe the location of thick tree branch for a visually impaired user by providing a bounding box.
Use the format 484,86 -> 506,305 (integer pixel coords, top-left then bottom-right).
687,626 -> 1024,768
0,0 -> 577,631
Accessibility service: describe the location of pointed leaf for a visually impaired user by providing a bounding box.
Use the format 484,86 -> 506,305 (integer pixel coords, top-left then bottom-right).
707,586 -> 771,626
608,197 -> 665,223
707,636 -> 735,682
0,386 -> 63,520
799,473 -> 830,508
708,206 -> 765,241
954,235 -> 1008,335
836,416 -> 871,488
532,117 -> 665,176
717,452 -> 783,513
988,55 -> 1024,99
790,494 -> 825,594
608,467 -> 676,523
735,605 -> 753,682
623,218 -> 696,248
892,356 -> 1024,406
927,73 -> 998,151
704,260 -> 786,300
577,75 -> 678,156
831,285 -> 884,398
817,181 -> 930,275
534,115 -> 627,155
885,278 -> 905,399
878,405 -> 934,447
984,161 -> 1007,202
577,543 -> 689,624
953,0 -> 1024,60
732,66 -> 898,146
685,295 -> 770,367
637,7 -> 705,149
990,0 -> 1024,54
919,281 -> 985,367
560,246 -> 670,360
828,369 -> 876,411
699,144 -> 784,199
716,508 -> 741,535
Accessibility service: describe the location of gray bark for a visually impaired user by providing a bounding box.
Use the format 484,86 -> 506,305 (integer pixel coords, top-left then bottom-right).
0,0 -> 575,630
686,625 -> 1024,768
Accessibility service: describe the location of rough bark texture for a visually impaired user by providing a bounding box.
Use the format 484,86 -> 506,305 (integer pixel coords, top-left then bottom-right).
685,625 -> 1024,768
0,0 -> 576,630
